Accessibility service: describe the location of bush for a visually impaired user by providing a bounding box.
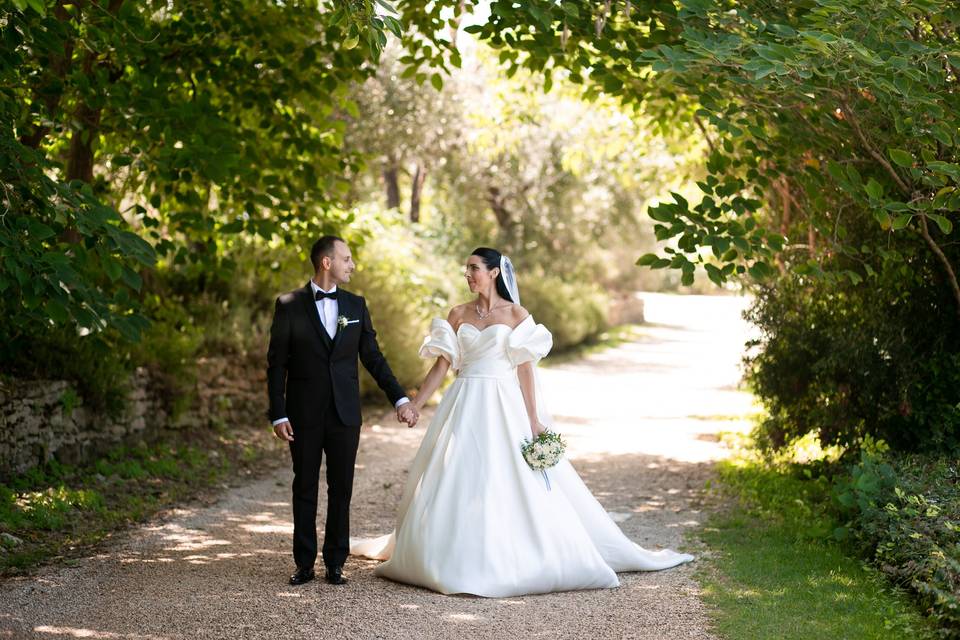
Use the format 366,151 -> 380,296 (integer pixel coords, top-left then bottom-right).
521,273 -> 609,351
835,450 -> 960,637
744,255 -> 960,454
128,294 -> 203,415
346,211 -> 460,397
0,322 -> 131,417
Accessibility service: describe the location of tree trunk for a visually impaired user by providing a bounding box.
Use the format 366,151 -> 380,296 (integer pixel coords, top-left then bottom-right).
66,104 -> 100,185
383,159 -> 400,210
61,0 -> 124,245
486,185 -> 514,230
775,176 -> 792,236
410,163 -> 427,223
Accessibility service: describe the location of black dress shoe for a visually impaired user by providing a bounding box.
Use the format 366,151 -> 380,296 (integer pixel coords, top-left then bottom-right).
289,567 -> 315,586
325,566 -> 348,585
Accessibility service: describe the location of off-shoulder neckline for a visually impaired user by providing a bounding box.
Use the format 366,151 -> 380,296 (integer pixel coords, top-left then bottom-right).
439,314 -> 533,334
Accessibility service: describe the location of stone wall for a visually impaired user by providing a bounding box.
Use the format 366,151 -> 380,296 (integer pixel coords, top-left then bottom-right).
0,357 -> 266,480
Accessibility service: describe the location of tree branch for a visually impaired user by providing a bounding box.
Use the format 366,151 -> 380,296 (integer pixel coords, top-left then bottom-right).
919,214 -> 960,320
840,99 -> 912,197
840,99 -> 960,316
692,114 -> 717,155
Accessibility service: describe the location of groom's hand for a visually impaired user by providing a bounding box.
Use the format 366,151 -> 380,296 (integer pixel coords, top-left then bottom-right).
273,420 -> 294,442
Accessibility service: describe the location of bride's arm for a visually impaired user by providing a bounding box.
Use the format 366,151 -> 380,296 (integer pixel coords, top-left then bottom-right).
517,362 -> 545,438
412,307 -> 459,412
412,357 -> 450,412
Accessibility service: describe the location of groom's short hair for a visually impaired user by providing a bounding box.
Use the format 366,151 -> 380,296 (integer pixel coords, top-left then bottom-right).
311,235 -> 345,271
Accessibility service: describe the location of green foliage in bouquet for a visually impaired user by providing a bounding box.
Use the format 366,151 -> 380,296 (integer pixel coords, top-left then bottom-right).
521,430 -> 566,471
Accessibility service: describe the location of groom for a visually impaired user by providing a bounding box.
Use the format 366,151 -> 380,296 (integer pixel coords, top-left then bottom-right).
267,235 -> 419,586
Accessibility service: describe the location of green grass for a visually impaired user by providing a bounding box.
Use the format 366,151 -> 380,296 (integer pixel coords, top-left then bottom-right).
0,424 -> 285,575
698,457 -> 938,640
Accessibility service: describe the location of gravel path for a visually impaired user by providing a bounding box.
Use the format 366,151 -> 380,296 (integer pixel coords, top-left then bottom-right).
0,294 -> 754,640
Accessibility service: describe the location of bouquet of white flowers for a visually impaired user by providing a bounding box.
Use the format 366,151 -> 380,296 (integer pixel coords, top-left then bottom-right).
521,430 -> 566,490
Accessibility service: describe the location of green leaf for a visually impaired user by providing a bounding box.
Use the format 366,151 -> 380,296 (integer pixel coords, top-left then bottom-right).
648,206 -> 675,223
927,214 -> 953,235
382,16 -> 402,38
826,160 -> 846,183
874,210 -> 892,229
102,257 -> 123,282
27,220 -> 55,240
748,261 -> 773,281
120,266 -> 143,291
865,178 -> 884,199
44,299 -> 69,323
931,123 -> 953,147
845,165 -> 862,185
891,213 -> 912,230
887,148 -> 913,168
927,161 -> 960,181
635,253 -> 660,266
883,201 -> 911,212
704,263 -> 723,286
430,73 -> 443,91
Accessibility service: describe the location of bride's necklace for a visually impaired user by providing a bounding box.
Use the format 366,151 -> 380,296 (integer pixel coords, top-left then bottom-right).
476,301 -> 507,320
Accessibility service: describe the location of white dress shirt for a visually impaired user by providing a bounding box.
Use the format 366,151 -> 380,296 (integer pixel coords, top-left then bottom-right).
312,281 -> 339,339
272,281 -> 408,426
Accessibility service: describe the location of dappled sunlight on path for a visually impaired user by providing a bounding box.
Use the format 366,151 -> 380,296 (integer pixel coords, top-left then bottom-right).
546,293 -> 756,463
0,293 -> 752,639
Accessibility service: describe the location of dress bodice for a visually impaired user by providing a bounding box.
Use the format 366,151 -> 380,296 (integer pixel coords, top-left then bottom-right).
418,315 -> 553,378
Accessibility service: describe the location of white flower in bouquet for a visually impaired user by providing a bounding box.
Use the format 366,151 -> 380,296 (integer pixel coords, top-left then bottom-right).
521,430 -> 566,472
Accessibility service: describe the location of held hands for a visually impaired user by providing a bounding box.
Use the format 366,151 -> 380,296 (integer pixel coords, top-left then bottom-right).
397,403 -> 420,428
275,409 -> 419,436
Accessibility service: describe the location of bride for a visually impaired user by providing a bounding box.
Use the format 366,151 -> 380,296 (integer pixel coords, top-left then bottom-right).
351,247 -> 693,597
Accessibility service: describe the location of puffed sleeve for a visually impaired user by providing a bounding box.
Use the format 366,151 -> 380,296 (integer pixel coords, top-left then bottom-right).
507,315 -> 553,367
418,318 -> 461,371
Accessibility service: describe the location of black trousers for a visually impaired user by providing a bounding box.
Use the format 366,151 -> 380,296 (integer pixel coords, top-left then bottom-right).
288,402 -> 361,570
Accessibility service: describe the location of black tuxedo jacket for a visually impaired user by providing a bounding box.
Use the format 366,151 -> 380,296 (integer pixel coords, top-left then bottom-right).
267,283 -> 406,428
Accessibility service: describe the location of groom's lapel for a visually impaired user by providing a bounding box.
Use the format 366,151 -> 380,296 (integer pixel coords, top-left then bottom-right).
301,282 -> 333,351
331,292 -> 356,354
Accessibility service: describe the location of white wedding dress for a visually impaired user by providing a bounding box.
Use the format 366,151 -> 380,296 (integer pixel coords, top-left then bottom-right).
351,316 -> 693,597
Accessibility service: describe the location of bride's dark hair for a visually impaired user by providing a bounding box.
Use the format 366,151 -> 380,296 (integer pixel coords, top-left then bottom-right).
471,247 -> 513,303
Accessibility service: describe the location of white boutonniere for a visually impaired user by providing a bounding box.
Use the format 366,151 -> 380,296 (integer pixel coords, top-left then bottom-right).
337,315 -> 359,329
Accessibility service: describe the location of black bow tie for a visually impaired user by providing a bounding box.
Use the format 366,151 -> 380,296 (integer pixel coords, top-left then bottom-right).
315,290 -> 338,300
